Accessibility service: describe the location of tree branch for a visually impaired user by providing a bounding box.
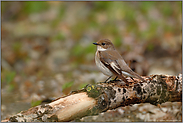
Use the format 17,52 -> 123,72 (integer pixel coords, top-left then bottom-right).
2,74 -> 182,122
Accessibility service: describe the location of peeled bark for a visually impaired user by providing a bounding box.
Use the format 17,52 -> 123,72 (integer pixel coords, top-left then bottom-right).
2,74 -> 182,122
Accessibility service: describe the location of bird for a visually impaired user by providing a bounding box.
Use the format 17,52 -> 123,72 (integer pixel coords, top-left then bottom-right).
93,39 -> 146,83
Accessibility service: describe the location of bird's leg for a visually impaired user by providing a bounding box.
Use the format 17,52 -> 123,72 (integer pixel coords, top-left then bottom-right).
113,76 -> 118,81
109,76 -> 118,83
104,76 -> 112,83
97,76 -> 112,84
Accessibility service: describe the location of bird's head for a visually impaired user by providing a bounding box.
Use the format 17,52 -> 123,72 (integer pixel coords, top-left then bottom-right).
93,39 -> 115,51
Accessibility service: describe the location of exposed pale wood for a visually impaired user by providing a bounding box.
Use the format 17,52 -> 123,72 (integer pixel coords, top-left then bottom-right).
49,92 -> 96,121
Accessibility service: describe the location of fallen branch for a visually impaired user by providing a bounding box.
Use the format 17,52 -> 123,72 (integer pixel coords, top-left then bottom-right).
2,74 -> 182,122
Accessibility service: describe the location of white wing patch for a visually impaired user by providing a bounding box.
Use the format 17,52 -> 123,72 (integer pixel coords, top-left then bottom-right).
122,71 -> 133,77
110,62 -> 121,74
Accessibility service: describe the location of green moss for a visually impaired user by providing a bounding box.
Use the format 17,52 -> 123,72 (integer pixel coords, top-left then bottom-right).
79,83 -> 88,89
31,100 -> 42,107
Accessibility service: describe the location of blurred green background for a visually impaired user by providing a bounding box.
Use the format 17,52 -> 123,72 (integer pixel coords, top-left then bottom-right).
1,1 -> 182,121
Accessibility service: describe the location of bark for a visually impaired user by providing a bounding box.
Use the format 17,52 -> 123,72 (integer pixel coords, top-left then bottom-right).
2,74 -> 182,122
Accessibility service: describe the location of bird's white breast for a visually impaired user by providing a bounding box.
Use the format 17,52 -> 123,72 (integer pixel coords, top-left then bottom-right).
95,51 -> 113,76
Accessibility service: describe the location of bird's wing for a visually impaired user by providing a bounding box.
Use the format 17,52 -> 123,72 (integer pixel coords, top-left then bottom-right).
99,50 -> 135,75
99,50 -> 145,82
99,50 -> 123,75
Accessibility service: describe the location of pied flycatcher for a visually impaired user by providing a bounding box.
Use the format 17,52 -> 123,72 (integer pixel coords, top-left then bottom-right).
93,39 -> 146,83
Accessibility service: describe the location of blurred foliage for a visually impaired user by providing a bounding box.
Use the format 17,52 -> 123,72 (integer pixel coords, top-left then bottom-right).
24,2 -> 49,14
62,81 -> 74,90
147,43 -> 155,51
3,71 -> 16,84
1,1 -> 181,91
53,32 -> 66,41
71,44 -> 84,57
1,70 -> 16,92
62,81 -> 75,95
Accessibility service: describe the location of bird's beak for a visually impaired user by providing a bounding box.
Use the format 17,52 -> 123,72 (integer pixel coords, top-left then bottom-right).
93,42 -> 99,45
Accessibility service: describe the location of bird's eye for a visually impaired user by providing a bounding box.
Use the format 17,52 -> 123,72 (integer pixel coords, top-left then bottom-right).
102,43 -> 105,45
